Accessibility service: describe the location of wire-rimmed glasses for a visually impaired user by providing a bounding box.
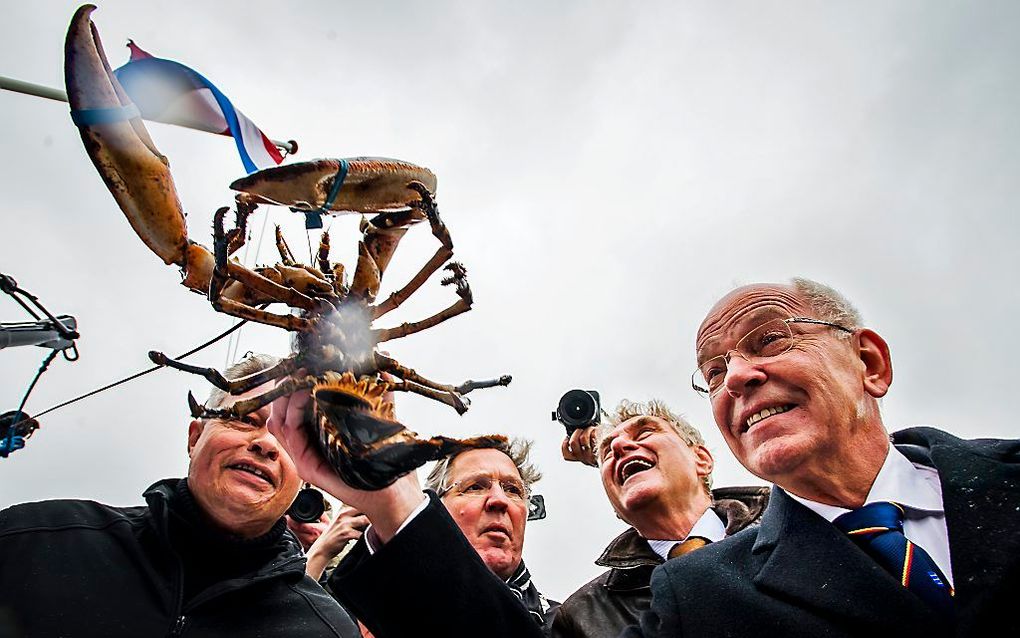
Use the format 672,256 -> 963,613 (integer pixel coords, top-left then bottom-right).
692,317 -> 854,397
437,474 -> 531,502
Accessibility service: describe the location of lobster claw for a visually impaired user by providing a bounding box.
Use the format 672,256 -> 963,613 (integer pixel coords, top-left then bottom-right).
312,375 -> 506,490
64,4 -> 191,269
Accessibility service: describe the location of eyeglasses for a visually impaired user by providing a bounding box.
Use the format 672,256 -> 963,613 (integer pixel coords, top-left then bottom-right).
438,474 -> 531,502
692,317 -> 854,397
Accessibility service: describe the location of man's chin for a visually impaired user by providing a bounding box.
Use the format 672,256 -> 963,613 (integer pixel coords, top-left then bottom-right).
744,436 -> 809,482
477,547 -> 517,574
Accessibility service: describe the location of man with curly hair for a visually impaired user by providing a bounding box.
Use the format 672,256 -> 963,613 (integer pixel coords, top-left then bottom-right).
553,399 -> 768,638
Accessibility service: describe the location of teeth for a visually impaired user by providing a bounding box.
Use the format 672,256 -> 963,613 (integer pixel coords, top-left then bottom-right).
619,458 -> 653,482
745,405 -> 792,429
233,463 -> 270,483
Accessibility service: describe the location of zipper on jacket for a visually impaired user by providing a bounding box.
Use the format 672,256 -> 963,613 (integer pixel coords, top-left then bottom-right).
169,615 -> 187,637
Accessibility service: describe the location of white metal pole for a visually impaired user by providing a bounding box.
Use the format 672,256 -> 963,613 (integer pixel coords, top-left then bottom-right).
0,75 -> 297,156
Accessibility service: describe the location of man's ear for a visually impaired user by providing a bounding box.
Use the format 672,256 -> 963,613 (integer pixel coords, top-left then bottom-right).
857,328 -> 893,398
692,444 -> 714,478
187,420 -> 204,456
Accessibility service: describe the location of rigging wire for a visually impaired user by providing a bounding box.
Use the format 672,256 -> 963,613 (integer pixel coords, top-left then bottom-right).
225,207 -> 271,368
16,318 -> 249,428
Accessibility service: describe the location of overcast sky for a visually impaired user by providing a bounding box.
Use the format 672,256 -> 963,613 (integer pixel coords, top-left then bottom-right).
2,1 -> 1018,601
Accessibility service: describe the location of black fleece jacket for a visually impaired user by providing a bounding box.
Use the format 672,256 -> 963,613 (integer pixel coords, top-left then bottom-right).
0,478 -> 359,638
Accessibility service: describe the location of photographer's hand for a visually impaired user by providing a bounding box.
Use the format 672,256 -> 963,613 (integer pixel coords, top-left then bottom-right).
561,426 -> 599,467
287,511 -> 330,552
305,505 -> 370,580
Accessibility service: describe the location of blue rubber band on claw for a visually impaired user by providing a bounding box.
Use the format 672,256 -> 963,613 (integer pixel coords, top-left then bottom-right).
300,159 -> 348,229
70,103 -> 142,127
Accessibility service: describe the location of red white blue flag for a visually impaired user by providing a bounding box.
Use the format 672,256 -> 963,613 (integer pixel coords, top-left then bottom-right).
113,41 -> 284,174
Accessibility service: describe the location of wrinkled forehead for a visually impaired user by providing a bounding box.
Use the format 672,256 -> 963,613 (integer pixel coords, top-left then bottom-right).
696,284 -> 809,360
449,448 -> 521,481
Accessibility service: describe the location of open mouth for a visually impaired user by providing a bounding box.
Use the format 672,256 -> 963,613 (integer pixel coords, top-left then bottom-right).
227,462 -> 275,487
742,404 -> 796,433
617,457 -> 655,485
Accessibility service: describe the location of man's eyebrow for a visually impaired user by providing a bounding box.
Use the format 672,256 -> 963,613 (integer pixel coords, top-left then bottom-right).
597,431 -> 616,456
697,309 -> 783,362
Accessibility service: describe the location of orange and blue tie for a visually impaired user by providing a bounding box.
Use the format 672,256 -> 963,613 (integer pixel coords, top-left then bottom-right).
833,501 -> 953,617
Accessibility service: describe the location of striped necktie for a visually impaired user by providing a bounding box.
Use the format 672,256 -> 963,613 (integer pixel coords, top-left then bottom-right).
832,501 -> 953,616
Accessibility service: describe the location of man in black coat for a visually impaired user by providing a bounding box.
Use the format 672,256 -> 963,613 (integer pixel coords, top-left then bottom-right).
0,354 -> 360,638
661,277 -> 1020,637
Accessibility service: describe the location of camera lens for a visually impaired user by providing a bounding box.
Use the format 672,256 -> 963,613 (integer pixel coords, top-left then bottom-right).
557,390 -> 598,428
287,487 -> 326,523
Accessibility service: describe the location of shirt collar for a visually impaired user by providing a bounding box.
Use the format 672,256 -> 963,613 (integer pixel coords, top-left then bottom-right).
646,507 -> 726,561
788,445 -> 944,523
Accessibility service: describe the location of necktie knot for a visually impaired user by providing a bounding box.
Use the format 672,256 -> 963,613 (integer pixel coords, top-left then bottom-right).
668,536 -> 709,560
832,501 -> 904,539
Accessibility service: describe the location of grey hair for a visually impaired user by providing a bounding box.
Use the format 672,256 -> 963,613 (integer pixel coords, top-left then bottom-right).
791,277 -> 863,331
425,437 -> 542,495
205,352 -> 281,409
596,399 -> 711,494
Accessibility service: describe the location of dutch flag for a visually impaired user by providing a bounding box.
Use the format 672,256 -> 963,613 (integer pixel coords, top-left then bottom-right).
113,41 -> 284,174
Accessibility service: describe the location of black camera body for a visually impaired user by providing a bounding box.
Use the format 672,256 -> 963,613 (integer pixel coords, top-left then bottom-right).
287,485 -> 326,523
552,389 -> 601,435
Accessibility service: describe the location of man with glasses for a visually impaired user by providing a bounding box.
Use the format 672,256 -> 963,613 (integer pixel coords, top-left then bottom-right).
426,439 -> 558,628
651,277 -> 1019,637
316,437 -> 558,633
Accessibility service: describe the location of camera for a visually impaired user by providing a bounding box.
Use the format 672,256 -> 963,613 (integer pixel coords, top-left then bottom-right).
552,389 -> 601,434
527,494 -> 547,521
287,484 -> 326,523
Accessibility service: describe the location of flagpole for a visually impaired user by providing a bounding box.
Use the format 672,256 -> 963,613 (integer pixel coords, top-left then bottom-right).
1,75 -> 298,156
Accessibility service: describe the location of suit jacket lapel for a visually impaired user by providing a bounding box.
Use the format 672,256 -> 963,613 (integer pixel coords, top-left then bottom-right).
926,435 -> 1020,609
752,487 -> 939,632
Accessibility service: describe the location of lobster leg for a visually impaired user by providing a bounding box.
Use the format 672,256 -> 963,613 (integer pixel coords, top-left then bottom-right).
198,375 -> 320,419
151,352 -> 299,393
373,182 -> 454,319
275,225 -> 297,266
317,232 -> 331,273
375,352 -> 508,397
388,380 -> 468,415
374,262 -> 472,342
348,207 -> 423,303
212,298 -> 312,332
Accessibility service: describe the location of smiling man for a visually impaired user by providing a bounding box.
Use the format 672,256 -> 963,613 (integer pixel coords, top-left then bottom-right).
0,354 -> 359,638
552,400 -> 768,638
643,278 -> 1020,637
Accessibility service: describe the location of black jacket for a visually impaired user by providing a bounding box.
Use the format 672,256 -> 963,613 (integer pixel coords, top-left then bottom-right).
0,478 -> 359,638
551,486 -> 770,638
639,428 -> 1020,637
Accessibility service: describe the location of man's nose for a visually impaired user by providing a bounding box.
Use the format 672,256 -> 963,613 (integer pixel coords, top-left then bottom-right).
721,354 -> 767,397
484,485 -> 512,511
249,431 -> 280,461
610,433 -> 637,458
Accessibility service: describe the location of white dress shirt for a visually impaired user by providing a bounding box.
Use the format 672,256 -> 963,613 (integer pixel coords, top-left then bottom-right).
787,444 -> 953,586
646,507 -> 727,562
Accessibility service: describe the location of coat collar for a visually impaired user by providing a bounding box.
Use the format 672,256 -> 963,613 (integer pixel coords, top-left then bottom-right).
751,427 -> 1020,630
894,427 -> 1020,610
598,486 -> 771,591
751,486 -> 941,632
